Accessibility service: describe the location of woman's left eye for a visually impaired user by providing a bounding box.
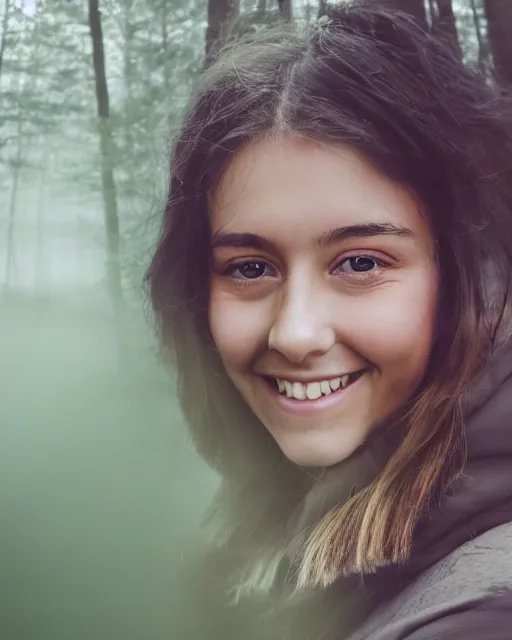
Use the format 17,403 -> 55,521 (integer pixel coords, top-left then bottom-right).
334,255 -> 385,275
223,260 -> 277,281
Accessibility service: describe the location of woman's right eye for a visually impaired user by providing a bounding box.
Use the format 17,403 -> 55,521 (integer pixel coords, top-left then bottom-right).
223,260 -> 277,281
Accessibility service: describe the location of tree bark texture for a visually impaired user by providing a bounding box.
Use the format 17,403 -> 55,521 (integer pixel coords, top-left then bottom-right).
205,0 -> 239,69
278,0 -> 293,21
88,0 -> 125,339
470,0 -> 488,72
318,0 -> 327,19
484,0 -> 512,85
0,0 -> 11,82
382,0 -> 428,28
432,0 -> 461,58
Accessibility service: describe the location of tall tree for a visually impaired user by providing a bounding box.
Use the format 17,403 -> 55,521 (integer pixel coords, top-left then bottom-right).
2,16 -> 49,292
0,0 -> 11,81
383,0 -> 428,28
470,0 -> 488,73
34,142 -> 48,291
4,88 -> 23,290
205,0 -> 239,68
431,0 -> 461,58
278,0 -> 293,21
484,0 -> 512,85
88,0 -> 125,348
318,0 -> 327,18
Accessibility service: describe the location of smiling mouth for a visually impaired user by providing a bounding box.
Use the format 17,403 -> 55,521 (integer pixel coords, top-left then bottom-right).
263,370 -> 367,401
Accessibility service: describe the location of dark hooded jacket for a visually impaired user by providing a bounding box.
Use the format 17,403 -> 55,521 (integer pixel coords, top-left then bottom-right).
275,340 -> 512,640
176,341 -> 512,640
356,339 -> 512,639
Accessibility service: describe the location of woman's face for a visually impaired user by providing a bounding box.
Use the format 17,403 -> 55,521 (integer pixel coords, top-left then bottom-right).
209,136 -> 438,467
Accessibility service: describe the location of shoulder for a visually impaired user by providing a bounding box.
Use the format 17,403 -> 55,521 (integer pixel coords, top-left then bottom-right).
394,593 -> 512,639
349,522 -> 512,640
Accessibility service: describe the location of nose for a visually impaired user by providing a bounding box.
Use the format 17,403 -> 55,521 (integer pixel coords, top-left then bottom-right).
267,283 -> 336,364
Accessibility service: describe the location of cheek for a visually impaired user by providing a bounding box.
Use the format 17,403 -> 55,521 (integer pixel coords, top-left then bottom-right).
208,288 -> 270,372
347,272 -> 438,376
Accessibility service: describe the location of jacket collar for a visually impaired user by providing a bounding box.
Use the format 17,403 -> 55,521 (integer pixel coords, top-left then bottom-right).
284,340 -> 512,583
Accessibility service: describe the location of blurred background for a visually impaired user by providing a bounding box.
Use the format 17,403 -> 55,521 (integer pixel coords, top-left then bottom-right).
1,0 -> 511,639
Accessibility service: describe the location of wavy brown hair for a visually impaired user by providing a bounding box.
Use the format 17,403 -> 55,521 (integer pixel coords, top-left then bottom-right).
146,1 -> 512,598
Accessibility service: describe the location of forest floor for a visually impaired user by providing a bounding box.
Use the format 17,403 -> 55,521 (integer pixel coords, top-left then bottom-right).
1,289 -> 217,640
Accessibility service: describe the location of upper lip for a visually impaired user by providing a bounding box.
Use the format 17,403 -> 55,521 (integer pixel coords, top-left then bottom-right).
261,370 -> 365,383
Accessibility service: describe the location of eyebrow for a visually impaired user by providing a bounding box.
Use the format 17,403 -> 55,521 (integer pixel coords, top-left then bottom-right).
211,222 -> 414,251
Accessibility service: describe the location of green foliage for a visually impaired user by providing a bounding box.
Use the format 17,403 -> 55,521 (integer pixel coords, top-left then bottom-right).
0,0 -> 494,298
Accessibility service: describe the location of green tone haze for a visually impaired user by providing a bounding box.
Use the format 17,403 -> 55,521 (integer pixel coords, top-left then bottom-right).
0,0 -> 502,638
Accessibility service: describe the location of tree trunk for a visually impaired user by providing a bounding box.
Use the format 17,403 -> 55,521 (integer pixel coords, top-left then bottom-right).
4,125 -> 22,291
427,0 -> 436,23
161,0 -> 170,91
0,0 -> 10,83
3,69 -> 23,294
122,3 -> 134,103
205,0 -> 239,69
318,0 -> 327,19
483,0 -> 512,85
470,0 -> 487,73
88,0 -> 125,353
34,153 -> 47,292
432,0 -> 461,58
121,2 -> 135,157
383,0 -> 428,28
277,0 -> 293,21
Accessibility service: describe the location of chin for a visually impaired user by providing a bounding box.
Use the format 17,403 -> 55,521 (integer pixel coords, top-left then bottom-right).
279,438 -> 361,468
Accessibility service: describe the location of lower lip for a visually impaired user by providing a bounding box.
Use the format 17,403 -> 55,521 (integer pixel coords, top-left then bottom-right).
263,373 -> 367,416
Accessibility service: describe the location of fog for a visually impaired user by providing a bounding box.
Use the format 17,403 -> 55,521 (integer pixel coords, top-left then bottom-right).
1,177 -> 218,639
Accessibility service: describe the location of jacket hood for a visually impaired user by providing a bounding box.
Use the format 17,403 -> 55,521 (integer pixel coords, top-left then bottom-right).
285,339 -> 512,585
271,341 -> 512,640
407,339 -> 512,577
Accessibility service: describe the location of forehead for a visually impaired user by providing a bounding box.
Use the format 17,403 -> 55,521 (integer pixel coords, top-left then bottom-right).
210,136 -> 430,244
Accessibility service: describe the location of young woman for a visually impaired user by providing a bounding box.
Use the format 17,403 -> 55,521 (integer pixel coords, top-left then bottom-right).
146,2 -> 512,638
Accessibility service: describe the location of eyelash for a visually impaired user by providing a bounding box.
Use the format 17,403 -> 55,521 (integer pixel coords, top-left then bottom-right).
222,253 -> 391,284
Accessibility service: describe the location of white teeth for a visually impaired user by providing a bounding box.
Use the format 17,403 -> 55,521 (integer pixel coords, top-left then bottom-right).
329,377 -> 341,391
273,374 -> 357,400
306,381 -> 322,400
292,382 -> 306,400
320,380 -> 332,396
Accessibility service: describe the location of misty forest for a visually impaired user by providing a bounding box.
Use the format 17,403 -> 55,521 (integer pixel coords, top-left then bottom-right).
2,0 -> 512,639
